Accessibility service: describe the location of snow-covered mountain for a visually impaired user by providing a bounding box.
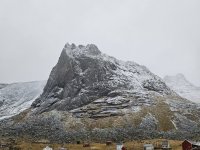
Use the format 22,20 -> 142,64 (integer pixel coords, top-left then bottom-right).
32,43 -> 175,117
27,43 -> 200,133
1,43 -> 200,142
164,74 -> 200,103
0,81 -> 46,120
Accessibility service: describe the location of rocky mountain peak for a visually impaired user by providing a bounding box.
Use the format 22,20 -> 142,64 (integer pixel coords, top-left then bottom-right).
32,43 -> 174,117
63,43 -> 101,58
64,42 -> 76,49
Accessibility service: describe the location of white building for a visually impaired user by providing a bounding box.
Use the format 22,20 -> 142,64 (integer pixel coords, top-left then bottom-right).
144,144 -> 154,150
116,143 -> 123,150
43,146 -> 53,150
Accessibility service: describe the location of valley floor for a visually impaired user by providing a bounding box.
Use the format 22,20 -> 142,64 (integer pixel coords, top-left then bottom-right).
1,139 -> 182,150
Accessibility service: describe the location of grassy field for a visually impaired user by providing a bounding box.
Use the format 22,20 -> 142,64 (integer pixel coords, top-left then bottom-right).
10,139 -> 182,150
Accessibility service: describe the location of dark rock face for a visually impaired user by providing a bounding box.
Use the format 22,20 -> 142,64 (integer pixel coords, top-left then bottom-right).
32,43 -> 174,117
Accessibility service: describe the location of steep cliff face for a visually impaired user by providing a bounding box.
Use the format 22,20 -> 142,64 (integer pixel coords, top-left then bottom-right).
32,43 -> 174,118
164,74 -> 200,103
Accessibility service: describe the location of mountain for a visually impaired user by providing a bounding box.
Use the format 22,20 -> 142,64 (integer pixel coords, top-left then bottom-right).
31,43 -> 175,117
164,74 -> 200,103
0,81 -> 46,120
1,43 -> 200,142
0,84 -> 8,89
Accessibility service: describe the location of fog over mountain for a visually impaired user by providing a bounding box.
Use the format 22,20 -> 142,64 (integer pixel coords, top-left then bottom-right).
164,74 -> 200,103
0,0 -> 199,86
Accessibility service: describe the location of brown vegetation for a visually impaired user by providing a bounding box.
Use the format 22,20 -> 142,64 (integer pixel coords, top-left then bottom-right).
1,139 -> 182,150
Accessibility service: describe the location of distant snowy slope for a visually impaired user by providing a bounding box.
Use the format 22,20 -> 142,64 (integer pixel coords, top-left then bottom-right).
164,74 -> 200,103
0,84 -> 8,89
0,81 -> 46,120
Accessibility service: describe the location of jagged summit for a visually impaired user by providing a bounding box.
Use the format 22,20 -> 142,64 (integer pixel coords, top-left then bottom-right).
64,43 -> 101,57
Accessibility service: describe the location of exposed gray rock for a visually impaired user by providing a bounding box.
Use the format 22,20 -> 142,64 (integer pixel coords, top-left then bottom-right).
32,43 -> 175,118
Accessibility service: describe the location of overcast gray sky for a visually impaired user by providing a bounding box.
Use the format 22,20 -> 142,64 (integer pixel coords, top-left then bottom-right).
0,0 -> 200,86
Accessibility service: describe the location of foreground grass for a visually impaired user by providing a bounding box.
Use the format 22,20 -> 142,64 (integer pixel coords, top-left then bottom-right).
13,139 -> 182,150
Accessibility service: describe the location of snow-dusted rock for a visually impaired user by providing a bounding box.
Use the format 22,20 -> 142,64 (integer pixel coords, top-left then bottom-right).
32,43 -> 174,118
139,113 -> 158,130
